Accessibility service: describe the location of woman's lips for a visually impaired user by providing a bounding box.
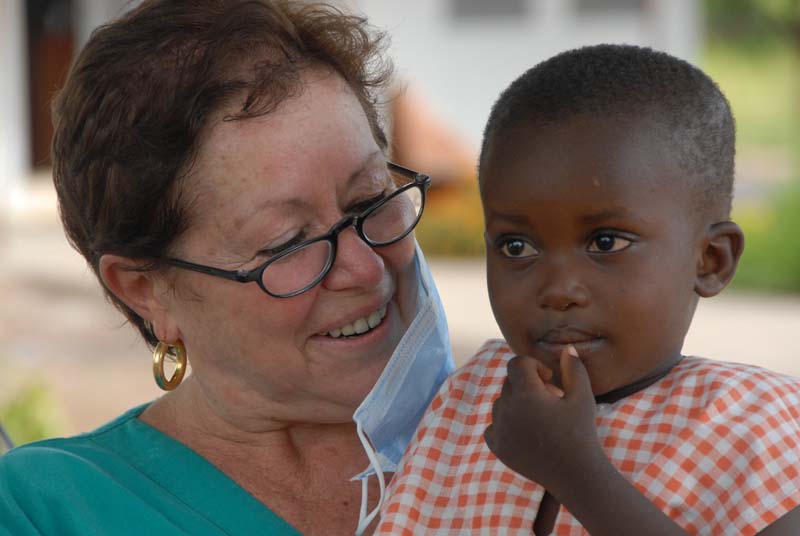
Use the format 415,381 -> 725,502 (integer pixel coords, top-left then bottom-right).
310,302 -> 395,349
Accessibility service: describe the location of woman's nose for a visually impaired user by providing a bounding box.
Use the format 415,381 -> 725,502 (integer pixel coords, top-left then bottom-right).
536,255 -> 591,311
322,226 -> 385,291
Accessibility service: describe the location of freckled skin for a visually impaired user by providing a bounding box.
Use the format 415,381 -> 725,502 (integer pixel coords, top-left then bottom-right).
161,72 -> 419,423
481,114 -> 703,396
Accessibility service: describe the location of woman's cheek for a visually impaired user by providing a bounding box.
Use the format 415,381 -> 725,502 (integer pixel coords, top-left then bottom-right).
384,236 -> 420,323
381,235 -> 416,274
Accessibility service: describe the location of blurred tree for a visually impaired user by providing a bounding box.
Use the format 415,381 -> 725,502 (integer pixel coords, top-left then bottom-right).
760,0 -> 800,38
706,0 -> 799,46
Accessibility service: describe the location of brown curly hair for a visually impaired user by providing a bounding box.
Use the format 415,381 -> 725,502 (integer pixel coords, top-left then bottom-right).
51,0 -> 393,346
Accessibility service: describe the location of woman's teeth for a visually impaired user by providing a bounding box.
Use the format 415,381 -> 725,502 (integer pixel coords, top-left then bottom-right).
323,305 -> 387,338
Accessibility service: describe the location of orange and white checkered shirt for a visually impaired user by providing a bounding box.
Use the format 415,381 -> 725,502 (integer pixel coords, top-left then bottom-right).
378,339 -> 800,535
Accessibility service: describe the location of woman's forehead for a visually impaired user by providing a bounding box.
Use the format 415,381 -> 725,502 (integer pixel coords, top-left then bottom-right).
186,148 -> 387,218
185,73 -> 383,213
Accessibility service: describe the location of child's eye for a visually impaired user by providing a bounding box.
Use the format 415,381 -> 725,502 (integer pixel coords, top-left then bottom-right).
587,233 -> 632,253
498,238 -> 538,258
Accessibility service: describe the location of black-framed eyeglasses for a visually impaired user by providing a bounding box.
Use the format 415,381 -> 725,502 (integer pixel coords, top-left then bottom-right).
162,162 -> 431,298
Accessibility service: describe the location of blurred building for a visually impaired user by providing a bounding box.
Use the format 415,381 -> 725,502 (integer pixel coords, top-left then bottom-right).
0,0 -> 701,203
0,0 -> 133,208
350,0 -> 701,179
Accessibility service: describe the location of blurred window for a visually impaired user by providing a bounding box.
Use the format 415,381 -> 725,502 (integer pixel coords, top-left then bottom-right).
575,0 -> 644,13
450,0 -> 527,19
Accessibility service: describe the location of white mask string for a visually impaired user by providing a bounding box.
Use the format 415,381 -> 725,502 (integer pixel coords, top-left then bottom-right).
355,420 -> 386,536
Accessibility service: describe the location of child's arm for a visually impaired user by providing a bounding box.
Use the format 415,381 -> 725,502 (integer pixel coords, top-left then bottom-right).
483,347 -> 689,536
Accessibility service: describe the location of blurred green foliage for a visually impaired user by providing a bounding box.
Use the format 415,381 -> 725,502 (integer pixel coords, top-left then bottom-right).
702,41 -> 799,149
703,0 -> 800,293
733,183 -> 800,292
0,380 -> 64,449
705,0 -> 800,48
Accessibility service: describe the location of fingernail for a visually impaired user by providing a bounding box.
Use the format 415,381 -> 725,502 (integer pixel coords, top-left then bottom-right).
567,345 -> 579,358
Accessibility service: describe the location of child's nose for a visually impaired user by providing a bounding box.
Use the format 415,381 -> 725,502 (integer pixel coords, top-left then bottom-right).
536,255 -> 590,311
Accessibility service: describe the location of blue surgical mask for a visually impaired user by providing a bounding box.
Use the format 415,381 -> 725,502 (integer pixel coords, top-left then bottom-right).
351,242 -> 454,535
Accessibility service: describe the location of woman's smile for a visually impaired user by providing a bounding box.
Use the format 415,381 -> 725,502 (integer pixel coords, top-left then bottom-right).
310,299 -> 398,352
318,303 -> 388,338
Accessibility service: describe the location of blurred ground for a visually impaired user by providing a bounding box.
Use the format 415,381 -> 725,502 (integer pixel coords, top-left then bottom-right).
1,178 -> 800,437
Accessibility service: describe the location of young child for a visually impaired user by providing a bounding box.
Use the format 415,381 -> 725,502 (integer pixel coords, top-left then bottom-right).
377,44 -> 800,535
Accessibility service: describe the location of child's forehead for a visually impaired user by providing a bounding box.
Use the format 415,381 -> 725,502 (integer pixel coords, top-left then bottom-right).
513,113 -> 664,153
479,114 -> 705,226
484,114 -> 684,188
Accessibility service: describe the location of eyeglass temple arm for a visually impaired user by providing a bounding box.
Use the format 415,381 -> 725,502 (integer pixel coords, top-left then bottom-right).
165,258 -> 259,283
387,162 -> 430,184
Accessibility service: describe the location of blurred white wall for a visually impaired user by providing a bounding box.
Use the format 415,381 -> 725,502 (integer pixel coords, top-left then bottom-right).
348,0 -> 701,149
0,0 -> 134,207
72,0 -> 132,50
1,0 -> 701,198
0,0 -> 30,209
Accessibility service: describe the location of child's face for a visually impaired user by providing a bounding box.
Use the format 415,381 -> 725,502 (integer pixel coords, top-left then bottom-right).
481,114 -> 705,395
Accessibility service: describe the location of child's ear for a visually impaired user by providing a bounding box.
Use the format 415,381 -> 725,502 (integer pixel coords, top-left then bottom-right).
694,221 -> 745,298
98,254 -> 180,342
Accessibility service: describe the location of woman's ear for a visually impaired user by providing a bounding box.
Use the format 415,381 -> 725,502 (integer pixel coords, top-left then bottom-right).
98,254 -> 179,342
694,221 -> 745,298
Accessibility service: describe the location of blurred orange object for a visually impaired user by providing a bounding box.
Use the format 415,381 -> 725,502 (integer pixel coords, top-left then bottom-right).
389,85 -> 477,191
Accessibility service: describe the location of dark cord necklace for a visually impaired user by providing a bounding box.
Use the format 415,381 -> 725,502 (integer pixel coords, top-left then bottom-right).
594,355 -> 684,405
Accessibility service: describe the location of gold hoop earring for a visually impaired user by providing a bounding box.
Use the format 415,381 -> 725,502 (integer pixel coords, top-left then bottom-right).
152,340 -> 187,391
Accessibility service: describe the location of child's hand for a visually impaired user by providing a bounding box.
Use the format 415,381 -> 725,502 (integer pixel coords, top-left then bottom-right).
483,345 -> 603,494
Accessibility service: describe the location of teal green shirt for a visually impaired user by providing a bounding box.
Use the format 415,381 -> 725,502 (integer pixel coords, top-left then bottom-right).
0,404 -> 301,535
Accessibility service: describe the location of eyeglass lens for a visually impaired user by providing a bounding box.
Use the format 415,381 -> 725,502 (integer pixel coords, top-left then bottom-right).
261,181 -> 423,296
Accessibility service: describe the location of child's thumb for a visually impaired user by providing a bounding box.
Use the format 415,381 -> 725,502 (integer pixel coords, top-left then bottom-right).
560,345 -> 593,401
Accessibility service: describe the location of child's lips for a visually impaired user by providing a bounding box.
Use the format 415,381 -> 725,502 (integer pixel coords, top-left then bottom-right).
537,328 -> 605,356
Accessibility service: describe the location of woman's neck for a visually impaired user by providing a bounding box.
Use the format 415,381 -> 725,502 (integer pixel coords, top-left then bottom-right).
140,378 -> 381,535
140,376 -> 368,476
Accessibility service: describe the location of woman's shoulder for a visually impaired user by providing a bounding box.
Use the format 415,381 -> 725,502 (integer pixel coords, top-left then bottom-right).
0,402 -> 297,535
1,435 -> 90,472
0,407 -> 146,535
0,403 -> 151,489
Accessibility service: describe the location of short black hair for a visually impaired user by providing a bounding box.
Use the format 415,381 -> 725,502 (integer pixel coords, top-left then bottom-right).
479,44 -> 736,216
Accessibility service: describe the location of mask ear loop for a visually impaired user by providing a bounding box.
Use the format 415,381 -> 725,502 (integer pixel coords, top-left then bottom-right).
355,420 -> 387,536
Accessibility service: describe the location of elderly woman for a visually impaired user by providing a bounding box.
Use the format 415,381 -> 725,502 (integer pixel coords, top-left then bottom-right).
0,1 -> 453,535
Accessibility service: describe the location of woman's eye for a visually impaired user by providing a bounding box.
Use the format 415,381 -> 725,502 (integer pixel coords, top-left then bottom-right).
260,233 -> 305,257
588,233 -> 632,253
498,238 -> 538,258
349,192 -> 387,214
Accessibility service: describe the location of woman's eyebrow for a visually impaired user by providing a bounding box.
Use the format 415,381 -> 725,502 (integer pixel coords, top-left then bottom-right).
345,150 -> 385,188
246,152 -> 385,215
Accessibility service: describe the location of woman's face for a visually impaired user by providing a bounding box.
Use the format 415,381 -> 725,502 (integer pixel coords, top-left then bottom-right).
165,71 -> 418,425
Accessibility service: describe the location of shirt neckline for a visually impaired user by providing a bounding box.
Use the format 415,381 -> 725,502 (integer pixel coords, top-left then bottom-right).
593,355 -> 684,405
